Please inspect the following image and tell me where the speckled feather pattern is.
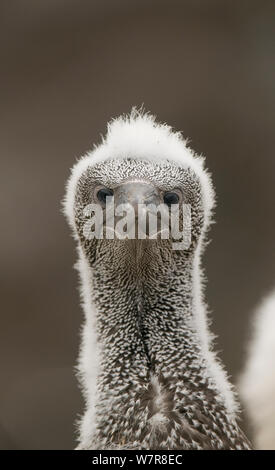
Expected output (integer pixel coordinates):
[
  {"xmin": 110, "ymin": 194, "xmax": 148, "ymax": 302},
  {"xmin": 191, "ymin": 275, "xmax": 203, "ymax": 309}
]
[{"xmin": 64, "ymin": 112, "xmax": 251, "ymax": 450}]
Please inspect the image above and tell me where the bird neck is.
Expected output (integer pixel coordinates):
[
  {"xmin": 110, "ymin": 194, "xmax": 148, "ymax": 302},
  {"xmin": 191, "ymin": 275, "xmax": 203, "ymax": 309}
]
[
  {"xmin": 77, "ymin": 240, "xmax": 237, "ymax": 448},
  {"xmin": 93, "ymin": 242, "xmax": 202, "ymax": 374}
]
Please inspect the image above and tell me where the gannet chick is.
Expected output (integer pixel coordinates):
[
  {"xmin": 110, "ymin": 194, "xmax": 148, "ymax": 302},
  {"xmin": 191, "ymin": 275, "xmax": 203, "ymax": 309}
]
[
  {"xmin": 240, "ymin": 291, "xmax": 275, "ymax": 449},
  {"xmin": 64, "ymin": 109, "xmax": 251, "ymax": 450}
]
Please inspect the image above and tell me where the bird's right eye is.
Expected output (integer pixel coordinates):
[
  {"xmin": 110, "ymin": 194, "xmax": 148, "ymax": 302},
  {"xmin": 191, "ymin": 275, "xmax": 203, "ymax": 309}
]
[{"xmin": 96, "ymin": 187, "xmax": 114, "ymax": 205}]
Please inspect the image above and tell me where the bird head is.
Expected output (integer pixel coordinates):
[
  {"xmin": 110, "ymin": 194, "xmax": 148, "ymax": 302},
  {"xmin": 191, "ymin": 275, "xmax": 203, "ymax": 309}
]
[{"xmin": 64, "ymin": 110, "xmax": 215, "ymax": 269}]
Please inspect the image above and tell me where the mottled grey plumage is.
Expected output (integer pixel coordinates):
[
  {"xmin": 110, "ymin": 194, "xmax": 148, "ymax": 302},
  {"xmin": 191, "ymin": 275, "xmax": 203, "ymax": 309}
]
[{"xmin": 64, "ymin": 111, "xmax": 251, "ymax": 450}]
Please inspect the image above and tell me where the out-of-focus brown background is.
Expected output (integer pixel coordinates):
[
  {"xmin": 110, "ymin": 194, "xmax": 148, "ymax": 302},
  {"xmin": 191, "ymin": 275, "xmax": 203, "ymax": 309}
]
[{"xmin": 1, "ymin": 0, "xmax": 275, "ymax": 449}]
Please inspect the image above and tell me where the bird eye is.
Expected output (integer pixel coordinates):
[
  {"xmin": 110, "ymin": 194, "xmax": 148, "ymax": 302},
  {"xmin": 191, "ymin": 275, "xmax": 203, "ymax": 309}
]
[
  {"xmin": 163, "ymin": 191, "xmax": 180, "ymax": 206},
  {"xmin": 96, "ymin": 187, "xmax": 114, "ymax": 205}
]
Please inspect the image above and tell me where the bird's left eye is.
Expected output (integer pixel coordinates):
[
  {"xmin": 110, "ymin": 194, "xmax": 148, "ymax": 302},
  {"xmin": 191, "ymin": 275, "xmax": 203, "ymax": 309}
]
[
  {"xmin": 163, "ymin": 191, "xmax": 180, "ymax": 206},
  {"xmin": 96, "ymin": 187, "xmax": 114, "ymax": 205}
]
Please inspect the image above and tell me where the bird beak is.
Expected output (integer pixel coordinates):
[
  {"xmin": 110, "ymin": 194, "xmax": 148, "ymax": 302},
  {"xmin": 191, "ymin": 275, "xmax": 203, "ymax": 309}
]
[
  {"xmin": 114, "ymin": 180, "xmax": 161, "ymax": 210},
  {"xmin": 105, "ymin": 180, "xmax": 169, "ymax": 241}
]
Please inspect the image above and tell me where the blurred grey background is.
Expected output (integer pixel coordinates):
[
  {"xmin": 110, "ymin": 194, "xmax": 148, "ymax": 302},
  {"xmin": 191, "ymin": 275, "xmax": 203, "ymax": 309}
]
[{"xmin": 1, "ymin": 0, "xmax": 275, "ymax": 449}]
